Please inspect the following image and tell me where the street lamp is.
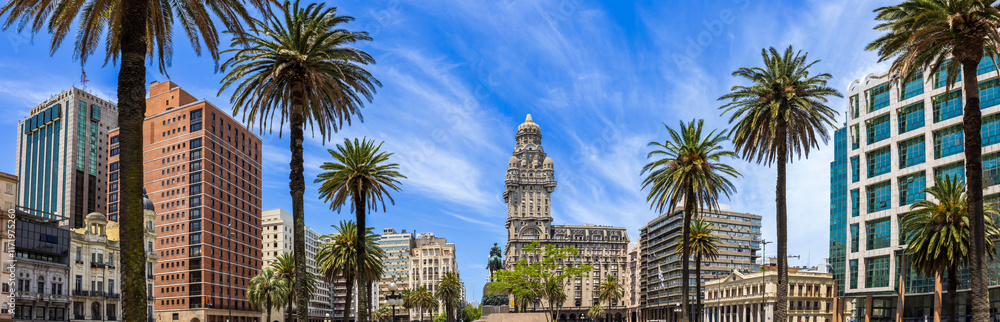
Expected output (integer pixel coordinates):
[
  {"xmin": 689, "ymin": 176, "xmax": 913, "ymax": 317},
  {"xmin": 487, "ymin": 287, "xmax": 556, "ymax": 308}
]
[
  {"xmin": 386, "ymin": 281, "xmax": 403, "ymax": 322},
  {"xmin": 227, "ymin": 223, "xmax": 238, "ymax": 322},
  {"xmin": 325, "ymin": 312, "xmax": 330, "ymax": 322},
  {"xmin": 760, "ymin": 239, "xmax": 772, "ymax": 322}
]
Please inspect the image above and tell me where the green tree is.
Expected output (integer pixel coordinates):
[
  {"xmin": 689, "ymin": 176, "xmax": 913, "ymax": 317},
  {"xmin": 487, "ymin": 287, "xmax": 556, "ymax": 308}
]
[
  {"xmin": 718, "ymin": 46, "xmax": 840, "ymax": 322},
  {"xmin": 688, "ymin": 218, "xmax": 720, "ymax": 322},
  {"xmin": 317, "ymin": 220, "xmax": 385, "ymax": 322},
  {"xmin": 248, "ymin": 268, "xmax": 290, "ymax": 322},
  {"xmin": 316, "ymin": 138, "xmax": 405, "ymax": 322},
  {"xmin": 410, "ymin": 286, "xmax": 436, "ymax": 322},
  {"xmin": 271, "ymin": 252, "xmax": 317, "ymax": 321},
  {"xmin": 488, "ymin": 242, "xmax": 593, "ymax": 322},
  {"xmin": 461, "ymin": 303, "xmax": 482, "ymax": 322},
  {"xmin": 374, "ymin": 306, "xmax": 393, "ymax": 322},
  {"xmin": 902, "ymin": 175, "xmax": 1000, "ymax": 321},
  {"xmin": 640, "ymin": 119, "xmax": 741, "ymax": 322},
  {"xmin": 866, "ymin": 3, "xmax": 1000, "ymax": 318},
  {"xmin": 219, "ymin": 2, "xmax": 380, "ymax": 320},
  {"xmin": 543, "ymin": 279, "xmax": 567, "ymax": 321},
  {"xmin": 436, "ymin": 272, "xmax": 462, "ymax": 322},
  {"xmin": 0, "ymin": 0, "xmax": 266, "ymax": 320},
  {"xmin": 587, "ymin": 304, "xmax": 604, "ymax": 322},
  {"xmin": 596, "ymin": 275, "xmax": 624, "ymax": 321}
]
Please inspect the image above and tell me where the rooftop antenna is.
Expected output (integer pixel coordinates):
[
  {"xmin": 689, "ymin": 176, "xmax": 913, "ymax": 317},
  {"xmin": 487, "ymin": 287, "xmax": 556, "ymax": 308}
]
[{"xmin": 80, "ymin": 68, "xmax": 90, "ymax": 92}]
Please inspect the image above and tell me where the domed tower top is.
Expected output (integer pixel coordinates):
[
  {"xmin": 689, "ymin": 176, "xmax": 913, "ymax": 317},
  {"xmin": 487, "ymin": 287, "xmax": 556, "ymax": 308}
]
[
  {"xmin": 516, "ymin": 114, "xmax": 542, "ymax": 140},
  {"xmin": 142, "ymin": 189, "xmax": 155, "ymax": 211}
]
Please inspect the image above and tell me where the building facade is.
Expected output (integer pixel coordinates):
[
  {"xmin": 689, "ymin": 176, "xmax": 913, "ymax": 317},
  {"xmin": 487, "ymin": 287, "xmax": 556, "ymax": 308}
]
[
  {"xmin": 639, "ymin": 206, "xmax": 761, "ymax": 322},
  {"xmin": 260, "ymin": 208, "xmax": 337, "ymax": 322},
  {"xmin": 703, "ymin": 268, "xmax": 838, "ymax": 322},
  {"xmin": 502, "ymin": 115, "xmax": 630, "ymax": 321},
  {"xmin": 12, "ymin": 211, "xmax": 71, "ymax": 321},
  {"xmin": 410, "ymin": 232, "xmax": 459, "ymax": 321},
  {"xmin": 107, "ymin": 81, "xmax": 264, "ymax": 322},
  {"xmin": 0, "ymin": 172, "xmax": 17, "ymax": 322},
  {"xmin": 831, "ymin": 62, "xmax": 1000, "ymax": 320},
  {"xmin": 15, "ymin": 88, "xmax": 117, "ymax": 228},
  {"xmin": 625, "ymin": 242, "xmax": 640, "ymax": 322},
  {"xmin": 376, "ymin": 228, "xmax": 414, "ymax": 321}
]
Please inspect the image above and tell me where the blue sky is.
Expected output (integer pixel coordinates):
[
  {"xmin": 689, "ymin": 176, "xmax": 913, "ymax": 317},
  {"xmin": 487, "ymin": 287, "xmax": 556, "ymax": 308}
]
[{"xmin": 0, "ymin": 0, "xmax": 893, "ymax": 302}]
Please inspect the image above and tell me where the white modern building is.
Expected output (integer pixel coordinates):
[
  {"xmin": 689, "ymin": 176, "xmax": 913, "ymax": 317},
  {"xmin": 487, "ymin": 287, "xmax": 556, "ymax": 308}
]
[
  {"xmin": 261, "ymin": 208, "xmax": 341, "ymax": 322},
  {"xmin": 832, "ymin": 59, "xmax": 1000, "ymax": 319}
]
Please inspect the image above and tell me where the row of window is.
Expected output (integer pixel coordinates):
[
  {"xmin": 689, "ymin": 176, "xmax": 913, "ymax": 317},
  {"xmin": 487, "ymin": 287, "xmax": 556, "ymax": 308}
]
[
  {"xmin": 850, "ymin": 157, "xmax": 992, "ymax": 215},
  {"xmin": 853, "ymin": 57, "xmax": 1000, "ymax": 119}
]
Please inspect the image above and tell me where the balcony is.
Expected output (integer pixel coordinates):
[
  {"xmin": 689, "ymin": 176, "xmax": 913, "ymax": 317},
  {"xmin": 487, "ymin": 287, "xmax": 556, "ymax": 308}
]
[
  {"xmin": 75, "ymin": 259, "xmax": 84, "ymax": 265},
  {"xmin": 73, "ymin": 290, "xmax": 89, "ymax": 297},
  {"xmin": 106, "ymin": 293, "xmax": 120, "ymax": 299},
  {"xmin": 74, "ymin": 314, "xmax": 85, "ymax": 320},
  {"xmin": 91, "ymin": 262, "xmax": 106, "ymax": 269}
]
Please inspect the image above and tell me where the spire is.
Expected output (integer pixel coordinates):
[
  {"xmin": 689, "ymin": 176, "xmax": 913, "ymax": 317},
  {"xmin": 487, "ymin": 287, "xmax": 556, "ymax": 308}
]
[{"xmin": 525, "ymin": 114, "xmax": 533, "ymax": 122}]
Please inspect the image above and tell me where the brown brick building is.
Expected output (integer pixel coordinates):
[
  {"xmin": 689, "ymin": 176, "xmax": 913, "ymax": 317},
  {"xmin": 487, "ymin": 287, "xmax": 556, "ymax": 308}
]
[{"xmin": 108, "ymin": 81, "xmax": 263, "ymax": 322}]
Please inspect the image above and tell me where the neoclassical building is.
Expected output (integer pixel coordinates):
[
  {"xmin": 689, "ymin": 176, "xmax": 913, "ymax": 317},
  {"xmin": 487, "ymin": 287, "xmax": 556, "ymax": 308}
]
[
  {"xmin": 502, "ymin": 115, "xmax": 630, "ymax": 321},
  {"xmin": 703, "ymin": 267, "xmax": 840, "ymax": 322},
  {"xmin": 69, "ymin": 193, "xmax": 158, "ymax": 321}
]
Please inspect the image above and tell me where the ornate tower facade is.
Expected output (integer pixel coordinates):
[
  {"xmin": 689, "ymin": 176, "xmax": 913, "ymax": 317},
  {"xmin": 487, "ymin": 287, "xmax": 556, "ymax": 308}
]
[{"xmin": 503, "ymin": 114, "xmax": 556, "ymax": 252}]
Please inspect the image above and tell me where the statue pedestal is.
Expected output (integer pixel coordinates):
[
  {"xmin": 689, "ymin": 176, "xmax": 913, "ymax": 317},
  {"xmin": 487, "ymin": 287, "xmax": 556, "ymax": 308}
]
[{"xmin": 480, "ymin": 282, "xmax": 510, "ymax": 320}]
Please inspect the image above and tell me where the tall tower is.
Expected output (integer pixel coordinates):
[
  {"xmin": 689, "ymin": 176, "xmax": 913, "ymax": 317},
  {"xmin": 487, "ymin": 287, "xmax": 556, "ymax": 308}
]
[
  {"xmin": 15, "ymin": 88, "xmax": 117, "ymax": 227},
  {"xmin": 502, "ymin": 114, "xmax": 556, "ymax": 261}
]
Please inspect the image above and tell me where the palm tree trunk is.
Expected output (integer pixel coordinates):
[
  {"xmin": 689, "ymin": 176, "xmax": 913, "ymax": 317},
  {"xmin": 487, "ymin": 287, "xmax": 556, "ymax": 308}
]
[
  {"xmin": 695, "ymin": 255, "xmax": 702, "ymax": 322},
  {"xmin": 681, "ymin": 185, "xmax": 695, "ymax": 322},
  {"xmin": 947, "ymin": 264, "xmax": 958, "ymax": 322},
  {"xmin": 447, "ymin": 300, "xmax": 453, "ymax": 322},
  {"xmin": 289, "ymin": 79, "xmax": 309, "ymax": 322},
  {"xmin": 118, "ymin": 1, "xmax": 150, "ymax": 321},
  {"xmin": 959, "ymin": 53, "xmax": 989, "ymax": 322},
  {"xmin": 266, "ymin": 307, "xmax": 271, "ymax": 322},
  {"xmin": 288, "ymin": 297, "xmax": 294, "ymax": 321},
  {"xmin": 344, "ymin": 276, "xmax": 355, "ymax": 322},
  {"xmin": 774, "ymin": 123, "xmax": 789, "ymax": 322},
  {"xmin": 934, "ymin": 271, "xmax": 941, "ymax": 322},
  {"xmin": 356, "ymin": 192, "xmax": 370, "ymax": 322}
]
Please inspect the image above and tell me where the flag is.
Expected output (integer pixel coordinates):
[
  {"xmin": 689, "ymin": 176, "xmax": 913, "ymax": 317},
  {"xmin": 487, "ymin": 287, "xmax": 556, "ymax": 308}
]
[{"xmin": 657, "ymin": 265, "xmax": 665, "ymax": 289}]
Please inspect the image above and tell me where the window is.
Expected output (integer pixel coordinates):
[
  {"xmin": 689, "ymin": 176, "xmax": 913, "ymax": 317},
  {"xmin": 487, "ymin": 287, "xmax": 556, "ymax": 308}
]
[
  {"xmin": 986, "ymin": 153, "xmax": 1000, "ymax": 186},
  {"xmin": 933, "ymin": 124, "xmax": 964, "ymax": 159},
  {"xmin": 867, "ymin": 146, "xmax": 891, "ymax": 178},
  {"xmin": 983, "ymin": 113, "xmax": 1000, "ymax": 146},
  {"xmin": 980, "ymin": 78, "xmax": 1000, "ymax": 109},
  {"xmin": 899, "ymin": 71, "xmax": 923, "ymax": 100},
  {"xmin": 850, "ymin": 95, "xmax": 860, "ymax": 119},
  {"xmin": 933, "ymin": 90, "xmax": 962, "ymax": 123},
  {"xmin": 866, "ymin": 217, "xmax": 892, "ymax": 250},
  {"xmin": 190, "ymin": 138, "xmax": 202, "ymax": 149},
  {"xmin": 934, "ymin": 62, "xmax": 961, "ymax": 89},
  {"xmin": 898, "ymin": 171, "xmax": 926, "ymax": 206},
  {"xmin": 865, "ymin": 256, "xmax": 891, "ymax": 288},
  {"xmin": 868, "ymin": 83, "xmax": 890, "ymax": 112},
  {"xmin": 851, "ymin": 124, "xmax": 860, "ymax": 150},
  {"xmin": 867, "ymin": 180, "xmax": 891, "ymax": 213},
  {"xmin": 898, "ymin": 102, "xmax": 925, "ymax": 134},
  {"xmin": 978, "ymin": 55, "xmax": 998, "ymax": 75},
  {"xmin": 898, "ymin": 135, "xmax": 926, "ymax": 169},
  {"xmin": 851, "ymin": 224, "xmax": 859, "ymax": 253},
  {"xmin": 851, "ymin": 189, "xmax": 860, "ymax": 218},
  {"xmin": 851, "ymin": 156, "xmax": 860, "ymax": 183},
  {"xmin": 109, "ymin": 147, "xmax": 119, "ymax": 157},
  {"xmin": 867, "ymin": 113, "xmax": 891, "ymax": 144},
  {"xmin": 935, "ymin": 161, "xmax": 965, "ymax": 183}
]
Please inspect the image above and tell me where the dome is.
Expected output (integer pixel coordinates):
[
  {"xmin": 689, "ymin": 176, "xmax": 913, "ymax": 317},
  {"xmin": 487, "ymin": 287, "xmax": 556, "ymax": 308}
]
[
  {"xmin": 508, "ymin": 156, "xmax": 519, "ymax": 167},
  {"xmin": 517, "ymin": 114, "xmax": 540, "ymax": 133},
  {"xmin": 543, "ymin": 156, "xmax": 554, "ymax": 167},
  {"xmin": 143, "ymin": 188, "xmax": 155, "ymax": 211},
  {"xmin": 85, "ymin": 212, "xmax": 108, "ymax": 223}
]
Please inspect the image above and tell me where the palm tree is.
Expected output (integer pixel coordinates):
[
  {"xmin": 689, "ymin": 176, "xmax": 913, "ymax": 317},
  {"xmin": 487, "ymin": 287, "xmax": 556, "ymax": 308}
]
[
  {"xmin": 271, "ymin": 252, "xmax": 317, "ymax": 321},
  {"xmin": 543, "ymin": 279, "xmax": 567, "ymax": 322},
  {"xmin": 316, "ymin": 138, "xmax": 405, "ymax": 322},
  {"xmin": 411, "ymin": 286, "xmax": 436, "ymax": 322},
  {"xmin": 374, "ymin": 306, "xmax": 393, "ymax": 322},
  {"xmin": 902, "ymin": 175, "xmax": 1000, "ymax": 322},
  {"xmin": 0, "ymin": 0, "xmax": 266, "ymax": 320},
  {"xmin": 220, "ymin": 1, "xmax": 380, "ymax": 320},
  {"xmin": 248, "ymin": 268, "xmax": 290, "ymax": 322},
  {"xmin": 867, "ymin": 3, "xmax": 1000, "ymax": 318},
  {"xmin": 688, "ymin": 218, "xmax": 720, "ymax": 322},
  {"xmin": 640, "ymin": 119, "xmax": 741, "ymax": 322},
  {"xmin": 597, "ymin": 276, "xmax": 624, "ymax": 321},
  {"xmin": 718, "ymin": 46, "xmax": 841, "ymax": 322},
  {"xmin": 317, "ymin": 220, "xmax": 385, "ymax": 322},
  {"xmin": 436, "ymin": 272, "xmax": 462, "ymax": 322},
  {"xmin": 587, "ymin": 304, "xmax": 604, "ymax": 322}
]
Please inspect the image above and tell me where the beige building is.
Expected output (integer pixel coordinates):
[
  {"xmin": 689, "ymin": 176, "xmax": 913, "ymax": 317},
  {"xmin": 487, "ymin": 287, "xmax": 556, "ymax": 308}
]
[
  {"xmin": 502, "ymin": 115, "xmax": 630, "ymax": 321},
  {"xmin": 375, "ymin": 228, "xmax": 414, "ymax": 321},
  {"xmin": 410, "ymin": 232, "xmax": 459, "ymax": 321},
  {"xmin": 703, "ymin": 268, "xmax": 838, "ymax": 322},
  {"xmin": 261, "ymin": 209, "xmax": 342, "ymax": 322},
  {"xmin": 625, "ymin": 242, "xmax": 640, "ymax": 322},
  {"xmin": 68, "ymin": 193, "xmax": 157, "ymax": 321},
  {"xmin": 0, "ymin": 172, "xmax": 16, "ymax": 322}
]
